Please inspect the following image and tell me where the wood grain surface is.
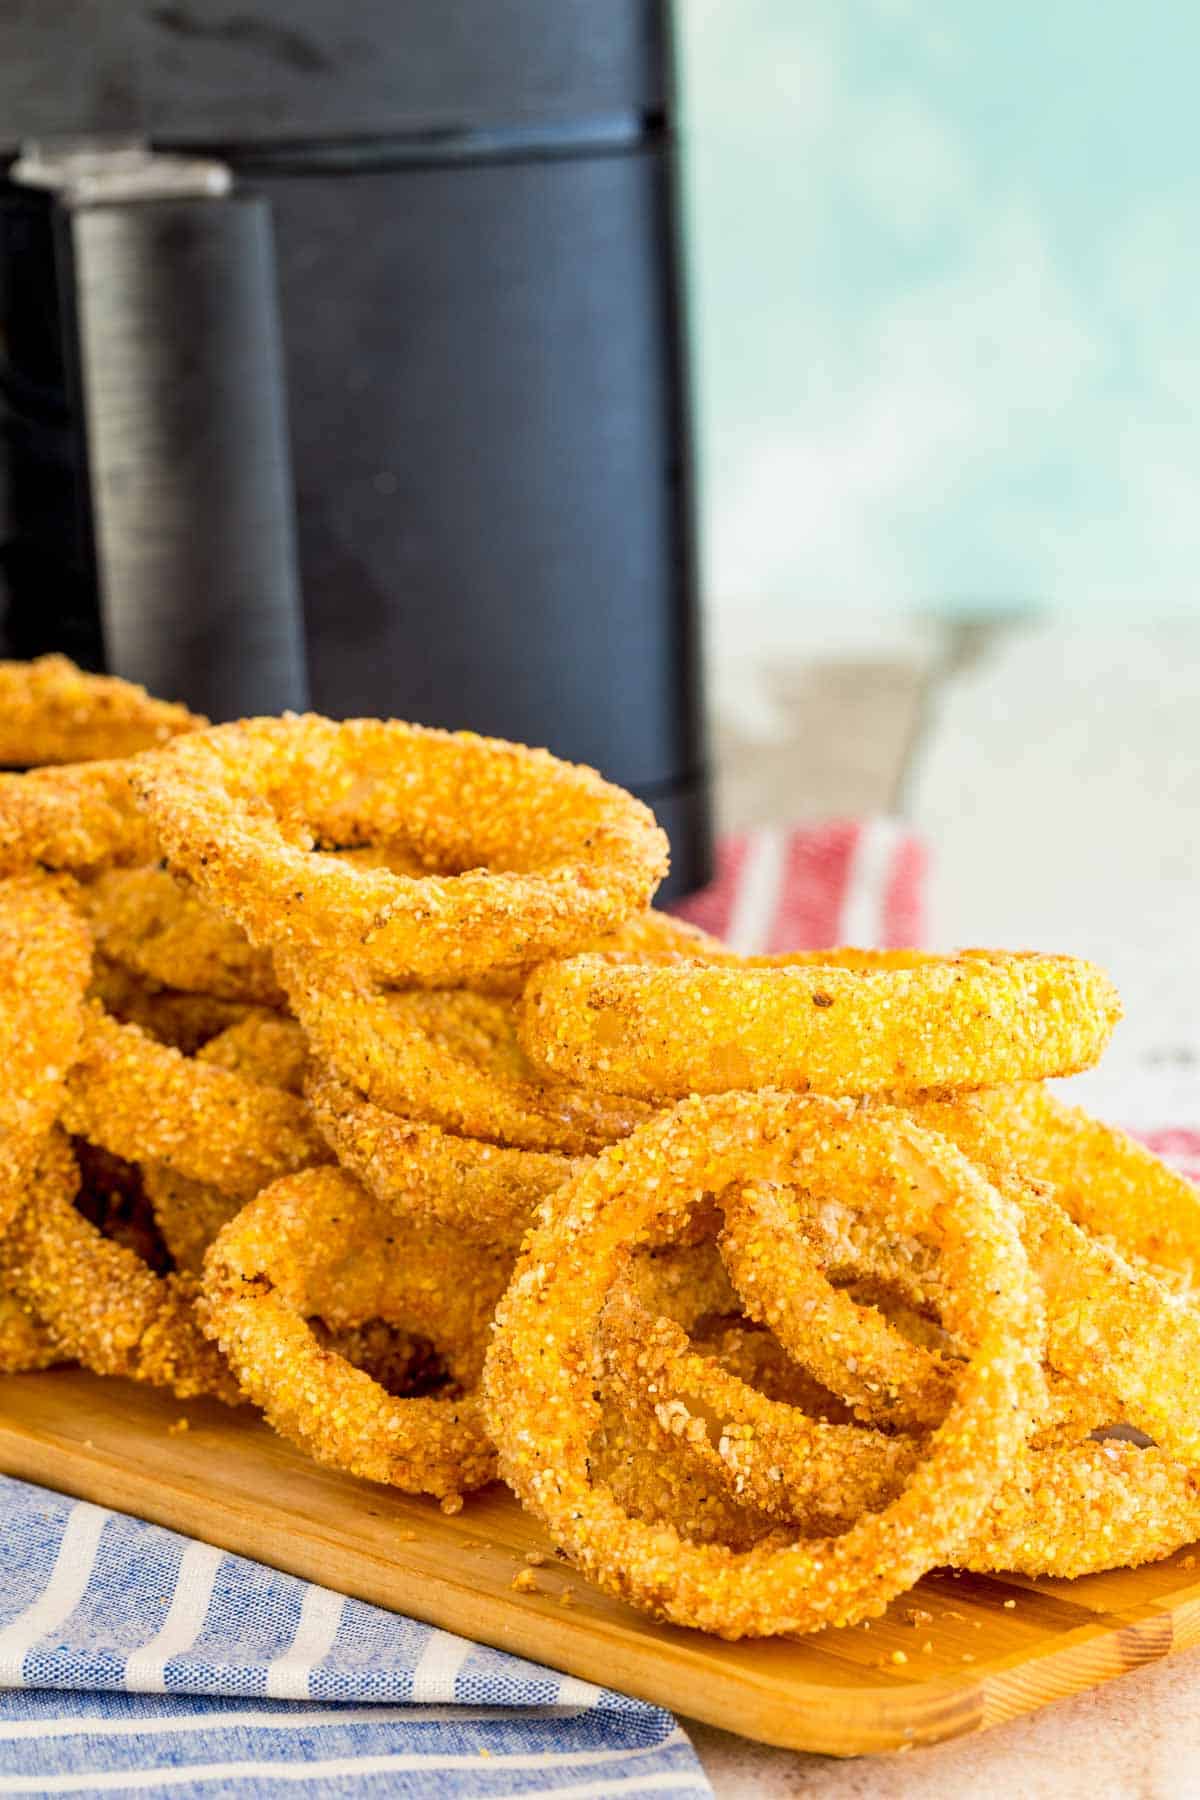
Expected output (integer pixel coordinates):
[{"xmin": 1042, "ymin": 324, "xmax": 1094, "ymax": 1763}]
[{"xmin": 2, "ymin": 1367, "xmax": 1198, "ymax": 1759}]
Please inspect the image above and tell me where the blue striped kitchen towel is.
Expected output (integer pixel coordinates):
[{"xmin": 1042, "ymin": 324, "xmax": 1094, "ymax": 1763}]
[{"xmin": 0, "ymin": 1475, "xmax": 710, "ymax": 1799}]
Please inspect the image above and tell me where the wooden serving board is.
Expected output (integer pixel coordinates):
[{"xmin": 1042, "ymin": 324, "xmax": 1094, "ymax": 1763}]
[{"xmin": 2, "ymin": 1369, "xmax": 1199, "ymax": 1759}]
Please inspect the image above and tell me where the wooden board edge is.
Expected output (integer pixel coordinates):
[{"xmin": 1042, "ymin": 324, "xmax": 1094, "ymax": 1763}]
[
  {"xmin": 0, "ymin": 1409, "xmax": 981, "ymax": 1757},
  {"xmin": 2, "ymin": 1376, "xmax": 1198, "ymax": 1759}
]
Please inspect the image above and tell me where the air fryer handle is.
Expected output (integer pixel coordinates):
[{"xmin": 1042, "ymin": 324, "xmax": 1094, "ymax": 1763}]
[{"xmin": 27, "ymin": 146, "xmax": 310, "ymax": 719}]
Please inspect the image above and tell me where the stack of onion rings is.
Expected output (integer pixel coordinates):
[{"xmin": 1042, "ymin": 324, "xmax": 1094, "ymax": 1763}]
[
  {"xmin": 483, "ymin": 1093, "xmax": 1046, "ymax": 1636},
  {"xmin": 0, "ymin": 660, "xmax": 1194, "ymax": 1639}
]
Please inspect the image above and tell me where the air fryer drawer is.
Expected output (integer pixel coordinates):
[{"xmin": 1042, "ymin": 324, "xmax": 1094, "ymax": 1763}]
[{"xmin": 263, "ymin": 145, "xmax": 701, "ymax": 795}]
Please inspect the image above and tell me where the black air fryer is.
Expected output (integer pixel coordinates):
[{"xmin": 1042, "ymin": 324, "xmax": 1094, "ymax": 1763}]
[{"xmin": 0, "ymin": 1, "xmax": 711, "ymax": 897}]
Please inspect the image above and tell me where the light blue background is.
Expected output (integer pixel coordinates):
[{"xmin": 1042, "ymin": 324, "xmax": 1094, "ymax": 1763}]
[{"xmin": 675, "ymin": 0, "xmax": 1200, "ymax": 642}]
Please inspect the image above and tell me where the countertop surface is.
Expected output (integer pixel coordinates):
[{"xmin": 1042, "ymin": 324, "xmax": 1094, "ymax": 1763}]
[{"xmin": 692, "ymin": 619, "xmax": 1200, "ymax": 1799}]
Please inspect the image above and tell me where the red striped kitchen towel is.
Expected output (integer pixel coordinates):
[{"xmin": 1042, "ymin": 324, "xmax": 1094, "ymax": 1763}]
[{"xmin": 671, "ymin": 818, "xmax": 925, "ymax": 954}]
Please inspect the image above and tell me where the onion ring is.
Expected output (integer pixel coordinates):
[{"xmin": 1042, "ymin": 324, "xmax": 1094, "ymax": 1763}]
[
  {"xmin": 141, "ymin": 1017, "xmax": 312, "ymax": 1274},
  {"xmin": 280, "ymin": 953, "xmax": 653, "ymax": 1153},
  {"xmin": 962, "ymin": 1434, "xmax": 1200, "ymax": 1578},
  {"xmin": 74, "ymin": 1139, "xmax": 173, "ymax": 1274},
  {"xmin": 602, "ymin": 1230, "xmax": 1200, "ymax": 1578},
  {"xmin": 61, "ymin": 1001, "xmax": 327, "ymax": 1198},
  {"xmin": 895, "ymin": 1096, "xmax": 1200, "ymax": 1460},
  {"xmin": 88, "ymin": 956, "xmax": 254, "ymax": 1053},
  {"xmin": 721, "ymin": 1133, "xmax": 1200, "ymax": 1463},
  {"xmin": 305, "ymin": 1065, "xmax": 580, "ymax": 1247},
  {"xmin": 602, "ymin": 1289, "xmax": 1200, "ymax": 1577},
  {"xmin": 201, "ymin": 1166, "xmax": 511, "ymax": 1499},
  {"xmin": 83, "ymin": 866, "xmax": 285, "ymax": 1006},
  {"xmin": 906, "ymin": 1083, "xmax": 1200, "ymax": 1287},
  {"xmin": 483, "ymin": 1091, "xmax": 1044, "ymax": 1637},
  {"xmin": 0, "ymin": 655, "xmax": 201, "ymax": 766},
  {"xmin": 0, "ymin": 1292, "xmax": 64, "ymax": 1374},
  {"xmin": 0, "ymin": 1130, "xmax": 237, "ymax": 1402},
  {"xmin": 0, "ymin": 760, "xmax": 155, "ymax": 878},
  {"xmin": 0, "ymin": 872, "xmax": 92, "ymax": 1232},
  {"xmin": 517, "ymin": 949, "xmax": 1122, "ymax": 1101},
  {"xmin": 718, "ymin": 1181, "xmax": 957, "ymax": 1430},
  {"xmin": 193, "ymin": 1012, "xmax": 309, "ymax": 1092},
  {"xmin": 132, "ymin": 715, "xmax": 669, "ymax": 984},
  {"xmin": 592, "ymin": 1389, "xmax": 785, "ymax": 1552},
  {"xmin": 600, "ymin": 1285, "xmax": 914, "ymax": 1535}
]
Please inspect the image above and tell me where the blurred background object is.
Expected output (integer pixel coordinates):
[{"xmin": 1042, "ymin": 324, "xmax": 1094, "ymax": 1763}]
[
  {"xmin": 676, "ymin": 0, "xmax": 1200, "ymax": 670},
  {"xmin": 6, "ymin": 0, "xmax": 1200, "ymax": 902},
  {"xmin": 669, "ymin": 0, "xmax": 1200, "ymax": 882},
  {"xmin": 0, "ymin": 0, "xmax": 710, "ymax": 897}
]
